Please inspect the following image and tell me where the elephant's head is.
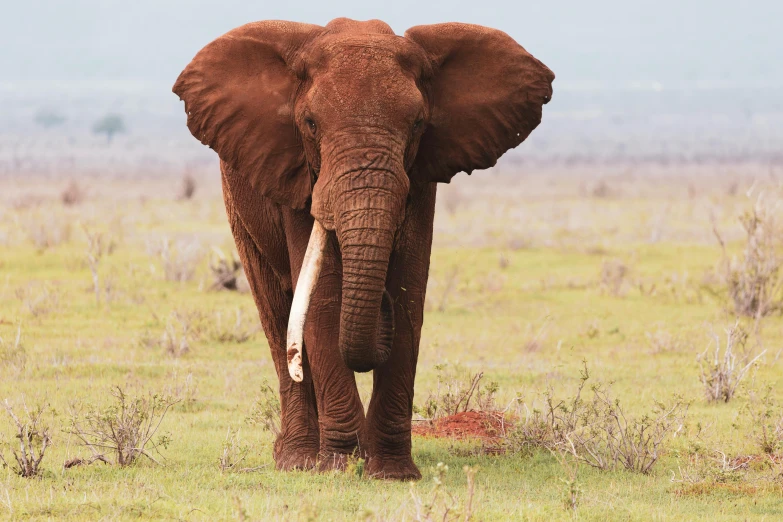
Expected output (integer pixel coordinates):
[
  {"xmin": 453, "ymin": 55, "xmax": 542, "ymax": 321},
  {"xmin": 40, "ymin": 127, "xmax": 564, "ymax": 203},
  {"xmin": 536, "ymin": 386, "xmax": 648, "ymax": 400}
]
[{"xmin": 173, "ymin": 18, "xmax": 554, "ymax": 380}]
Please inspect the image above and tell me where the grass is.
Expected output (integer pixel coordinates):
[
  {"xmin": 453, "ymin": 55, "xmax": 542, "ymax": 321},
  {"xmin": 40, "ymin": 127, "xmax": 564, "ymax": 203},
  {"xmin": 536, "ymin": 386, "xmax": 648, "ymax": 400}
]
[{"xmin": 2, "ymin": 170, "xmax": 783, "ymax": 520}]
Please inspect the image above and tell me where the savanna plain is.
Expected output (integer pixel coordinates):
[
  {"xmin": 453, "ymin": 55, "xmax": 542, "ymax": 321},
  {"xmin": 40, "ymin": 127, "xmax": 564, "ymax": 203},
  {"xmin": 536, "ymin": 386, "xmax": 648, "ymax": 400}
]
[{"xmin": 2, "ymin": 159, "xmax": 783, "ymax": 521}]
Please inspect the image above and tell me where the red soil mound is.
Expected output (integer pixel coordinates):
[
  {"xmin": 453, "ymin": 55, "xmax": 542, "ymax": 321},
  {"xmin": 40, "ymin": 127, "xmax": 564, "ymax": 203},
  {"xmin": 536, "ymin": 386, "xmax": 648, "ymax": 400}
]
[{"xmin": 412, "ymin": 411, "xmax": 510, "ymax": 442}]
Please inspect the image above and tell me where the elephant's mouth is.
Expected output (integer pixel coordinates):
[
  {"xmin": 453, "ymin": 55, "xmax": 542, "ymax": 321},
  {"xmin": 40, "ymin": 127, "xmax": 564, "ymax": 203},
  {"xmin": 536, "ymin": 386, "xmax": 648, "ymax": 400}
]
[{"xmin": 286, "ymin": 219, "xmax": 395, "ymax": 381}]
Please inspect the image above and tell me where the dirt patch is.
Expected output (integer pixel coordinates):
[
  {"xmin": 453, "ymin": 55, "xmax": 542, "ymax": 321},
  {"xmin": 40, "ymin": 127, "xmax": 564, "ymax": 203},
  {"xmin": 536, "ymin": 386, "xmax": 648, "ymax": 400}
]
[{"xmin": 412, "ymin": 411, "xmax": 511, "ymax": 444}]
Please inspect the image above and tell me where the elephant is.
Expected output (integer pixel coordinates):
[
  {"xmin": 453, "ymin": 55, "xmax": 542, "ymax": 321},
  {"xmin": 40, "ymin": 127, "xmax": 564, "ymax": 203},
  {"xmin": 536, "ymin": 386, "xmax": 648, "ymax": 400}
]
[{"xmin": 173, "ymin": 17, "xmax": 553, "ymax": 480}]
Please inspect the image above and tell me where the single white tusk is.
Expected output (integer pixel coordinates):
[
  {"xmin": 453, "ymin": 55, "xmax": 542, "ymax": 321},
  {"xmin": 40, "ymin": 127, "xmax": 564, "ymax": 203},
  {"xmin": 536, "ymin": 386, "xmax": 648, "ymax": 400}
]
[{"xmin": 286, "ymin": 219, "xmax": 328, "ymax": 382}]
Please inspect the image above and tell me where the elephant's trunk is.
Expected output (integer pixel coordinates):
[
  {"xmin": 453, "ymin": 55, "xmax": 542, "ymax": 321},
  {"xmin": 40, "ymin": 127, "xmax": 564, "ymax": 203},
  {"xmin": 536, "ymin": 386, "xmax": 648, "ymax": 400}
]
[
  {"xmin": 337, "ymin": 225, "xmax": 395, "ymax": 373},
  {"xmin": 333, "ymin": 166, "xmax": 406, "ymax": 373}
]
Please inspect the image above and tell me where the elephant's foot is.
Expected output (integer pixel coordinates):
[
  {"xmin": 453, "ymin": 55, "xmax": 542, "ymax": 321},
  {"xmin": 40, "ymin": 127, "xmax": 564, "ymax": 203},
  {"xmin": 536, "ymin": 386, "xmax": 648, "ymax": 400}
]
[
  {"xmin": 365, "ymin": 454, "xmax": 421, "ymax": 481},
  {"xmin": 274, "ymin": 448, "xmax": 317, "ymax": 471},
  {"xmin": 273, "ymin": 437, "xmax": 318, "ymax": 471}
]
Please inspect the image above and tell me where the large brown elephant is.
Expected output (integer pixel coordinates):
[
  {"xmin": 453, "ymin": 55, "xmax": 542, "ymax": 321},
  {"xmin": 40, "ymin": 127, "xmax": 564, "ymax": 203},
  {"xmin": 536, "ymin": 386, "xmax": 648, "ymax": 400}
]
[{"xmin": 173, "ymin": 17, "xmax": 553, "ymax": 480}]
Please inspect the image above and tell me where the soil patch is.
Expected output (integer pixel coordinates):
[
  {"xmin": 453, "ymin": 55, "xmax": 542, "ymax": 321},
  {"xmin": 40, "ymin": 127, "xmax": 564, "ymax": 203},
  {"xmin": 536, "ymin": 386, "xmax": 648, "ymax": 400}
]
[{"xmin": 412, "ymin": 411, "xmax": 511, "ymax": 444}]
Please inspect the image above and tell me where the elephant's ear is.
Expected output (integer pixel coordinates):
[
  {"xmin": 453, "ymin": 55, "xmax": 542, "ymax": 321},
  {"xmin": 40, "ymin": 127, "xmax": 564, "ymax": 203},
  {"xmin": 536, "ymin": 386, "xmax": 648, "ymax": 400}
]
[
  {"xmin": 173, "ymin": 21, "xmax": 322, "ymax": 208},
  {"xmin": 405, "ymin": 23, "xmax": 554, "ymax": 183}
]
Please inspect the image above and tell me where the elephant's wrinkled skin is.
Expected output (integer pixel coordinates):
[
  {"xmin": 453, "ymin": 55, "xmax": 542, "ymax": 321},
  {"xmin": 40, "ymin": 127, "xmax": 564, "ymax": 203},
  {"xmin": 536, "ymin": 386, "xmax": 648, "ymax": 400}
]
[{"xmin": 174, "ymin": 18, "xmax": 553, "ymax": 480}]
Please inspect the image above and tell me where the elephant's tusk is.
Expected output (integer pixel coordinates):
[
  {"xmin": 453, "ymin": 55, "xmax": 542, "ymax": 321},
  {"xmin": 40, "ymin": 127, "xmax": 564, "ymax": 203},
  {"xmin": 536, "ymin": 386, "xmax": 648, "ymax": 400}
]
[{"xmin": 286, "ymin": 219, "xmax": 328, "ymax": 382}]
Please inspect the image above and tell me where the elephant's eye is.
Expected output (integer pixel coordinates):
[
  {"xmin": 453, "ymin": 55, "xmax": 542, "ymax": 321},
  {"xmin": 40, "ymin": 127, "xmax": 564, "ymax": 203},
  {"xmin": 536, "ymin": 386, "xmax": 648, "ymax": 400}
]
[
  {"xmin": 412, "ymin": 119, "xmax": 423, "ymax": 133},
  {"xmin": 305, "ymin": 118, "xmax": 317, "ymax": 135}
]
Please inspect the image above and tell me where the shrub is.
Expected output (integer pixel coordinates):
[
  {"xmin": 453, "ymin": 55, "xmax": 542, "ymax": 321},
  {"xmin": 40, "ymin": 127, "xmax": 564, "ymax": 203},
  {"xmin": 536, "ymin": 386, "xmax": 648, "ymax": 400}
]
[
  {"xmin": 1, "ymin": 400, "xmax": 52, "ymax": 478},
  {"xmin": 178, "ymin": 174, "xmax": 197, "ymax": 201},
  {"xmin": 744, "ymin": 385, "xmax": 783, "ymax": 455},
  {"xmin": 245, "ymin": 380, "xmax": 281, "ymax": 437},
  {"xmin": 599, "ymin": 258, "xmax": 630, "ymax": 296},
  {"xmin": 208, "ymin": 248, "xmax": 244, "ymax": 291},
  {"xmin": 61, "ymin": 180, "xmax": 85, "ymax": 206},
  {"xmin": 67, "ymin": 387, "xmax": 179, "ymax": 466},
  {"xmin": 506, "ymin": 363, "xmax": 688, "ymax": 474},
  {"xmin": 714, "ymin": 194, "xmax": 783, "ymax": 318},
  {"xmin": 697, "ymin": 322, "xmax": 765, "ymax": 403}
]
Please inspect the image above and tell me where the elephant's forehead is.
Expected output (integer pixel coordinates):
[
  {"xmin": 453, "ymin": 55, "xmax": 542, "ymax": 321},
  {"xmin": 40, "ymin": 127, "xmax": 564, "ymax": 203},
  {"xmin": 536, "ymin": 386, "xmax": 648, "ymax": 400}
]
[
  {"xmin": 307, "ymin": 39, "xmax": 421, "ymax": 108},
  {"xmin": 311, "ymin": 35, "xmax": 407, "ymax": 70}
]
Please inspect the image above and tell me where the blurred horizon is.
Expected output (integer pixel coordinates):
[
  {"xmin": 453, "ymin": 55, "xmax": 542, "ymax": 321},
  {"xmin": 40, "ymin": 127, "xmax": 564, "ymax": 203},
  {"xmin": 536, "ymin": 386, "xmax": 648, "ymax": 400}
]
[{"xmin": 2, "ymin": 0, "xmax": 782, "ymax": 175}]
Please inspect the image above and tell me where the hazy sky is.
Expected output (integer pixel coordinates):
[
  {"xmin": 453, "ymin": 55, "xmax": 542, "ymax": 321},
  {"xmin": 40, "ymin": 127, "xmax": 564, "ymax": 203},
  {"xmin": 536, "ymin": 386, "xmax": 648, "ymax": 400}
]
[{"xmin": 3, "ymin": 0, "xmax": 781, "ymax": 89}]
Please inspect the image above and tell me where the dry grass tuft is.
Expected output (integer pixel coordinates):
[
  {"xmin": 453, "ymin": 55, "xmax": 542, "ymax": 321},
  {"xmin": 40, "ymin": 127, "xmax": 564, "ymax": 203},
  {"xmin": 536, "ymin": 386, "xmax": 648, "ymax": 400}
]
[
  {"xmin": 161, "ymin": 310, "xmax": 202, "ymax": 358},
  {"xmin": 645, "ymin": 328, "xmax": 685, "ymax": 354},
  {"xmin": 405, "ymin": 462, "xmax": 477, "ymax": 522},
  {"xmin": 15, "ymin": 282, "xmax": 61, "ymax": 318},
  {"xmin": 0, "ymin": 324, "xmax": 26, "ymax": 374},
  {"xmin": 697, "ymin": 322, "xmax": 765, "ymax": 403},
  {"xmin": 217, "ymin": 428, "xmax": 263, "ymax": 474},
  {"xmin": 209, "ymin": 308, "xmax": 260, "ymax": 344},
  {"xmin": 147, "ymin": 237, "xmax": 203, "ymax": 283},
  {"xmin": 1, "ymin": 400, "xmax": 52, "ymax": 478},
  {"xmin": 17, "ymin": 211, "xmax": 72, "ymax": 251},
  {"xmin": 415, "ymin": 364, "xmax": 498, "ymax": 421}
]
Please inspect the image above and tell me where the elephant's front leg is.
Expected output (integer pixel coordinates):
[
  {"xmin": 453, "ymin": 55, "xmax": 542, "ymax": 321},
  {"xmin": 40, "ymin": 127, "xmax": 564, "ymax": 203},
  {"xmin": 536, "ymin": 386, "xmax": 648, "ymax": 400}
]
[
  {"xmin": 297, "ymin": 225, "xmax": 367, "ymax": 471},
  {"xmin": 364, "ymin": 184, "xmax": 436, "ymax": 480}
]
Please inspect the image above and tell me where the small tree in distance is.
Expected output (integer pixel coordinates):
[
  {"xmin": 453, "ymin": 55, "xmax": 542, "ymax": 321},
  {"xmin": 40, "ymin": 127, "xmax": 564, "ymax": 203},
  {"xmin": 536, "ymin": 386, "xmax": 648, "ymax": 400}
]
[
  {"xmin": 34, "ymin": 109, "xmax": 66, "ymax": 128},
  {"xmin": 92, "ymin": 114, "xmax": 127, "ymax": 144}
]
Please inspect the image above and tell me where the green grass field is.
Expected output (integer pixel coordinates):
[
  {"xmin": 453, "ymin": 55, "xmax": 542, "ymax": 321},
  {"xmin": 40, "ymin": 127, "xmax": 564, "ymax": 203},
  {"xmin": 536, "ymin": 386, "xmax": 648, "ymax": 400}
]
[{"xmin": 2, "ymin": 168, "xmax": 783, "ymax": 520}]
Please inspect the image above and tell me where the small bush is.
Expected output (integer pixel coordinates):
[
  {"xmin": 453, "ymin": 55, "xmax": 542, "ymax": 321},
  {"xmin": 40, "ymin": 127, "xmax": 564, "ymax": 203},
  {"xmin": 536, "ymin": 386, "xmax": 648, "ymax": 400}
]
[
  {"xmin": 1, "ymin": 400, "xmax": 52, "ymax": 478},
  {"xmin": 599, "ymin": 258, "xmax": 630, "ymax": 296},
  {"xmin": 208, "ymin": 248, "xmax": 244, "ymax": 291},
  {"xmin": 506, "ymin": 363, "xmax": 688, "ymax": 474},
  {"xmin": 414, "ymin": 364, "xmax": 498, "ymax": 420},
  {"xmin": 61, "ymin": 181, "xmax": 85, "ymax": 206},
  {"xmin": 178, "ymin": 174, "xmax": 197, "ymax": 201},
  {"xmin": 744, "ymin": 386, "xmax": 783, "ymax": 455},
  {"xmin": 67, "ymin": 387, "xmax": 179, "ymax": 466},
  {"xmin": 245, "ymin": 380, "xmax": 281, "ymax": 437},
  {"xmin": 714, "ymin": 194, "xmax": 783, "ymax": 318},
  {"xmin": 697, "ymin": 322, "xmax": 765, "ymax": 403}
]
